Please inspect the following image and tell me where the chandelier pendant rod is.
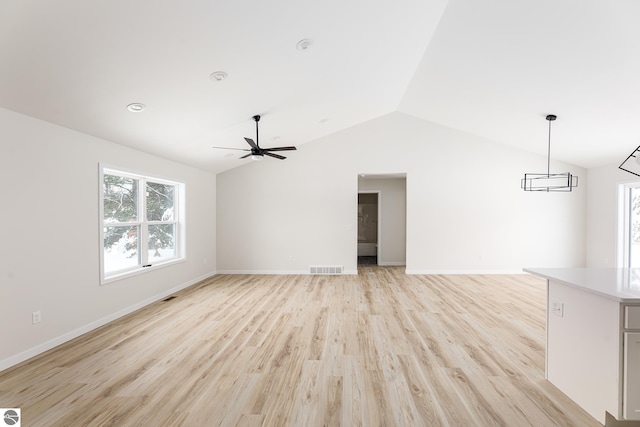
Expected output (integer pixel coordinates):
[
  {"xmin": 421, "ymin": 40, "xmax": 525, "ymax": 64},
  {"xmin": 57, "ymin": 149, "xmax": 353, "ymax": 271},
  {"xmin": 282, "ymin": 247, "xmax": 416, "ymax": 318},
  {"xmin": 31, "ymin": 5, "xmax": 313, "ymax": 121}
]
[
  {"xmin": 545, "ymin": 114, "xmax": 556, "ymax": 177},
  {"xmin": 547, "ymin": 117, "xmax": 551, "ymax": 177}
]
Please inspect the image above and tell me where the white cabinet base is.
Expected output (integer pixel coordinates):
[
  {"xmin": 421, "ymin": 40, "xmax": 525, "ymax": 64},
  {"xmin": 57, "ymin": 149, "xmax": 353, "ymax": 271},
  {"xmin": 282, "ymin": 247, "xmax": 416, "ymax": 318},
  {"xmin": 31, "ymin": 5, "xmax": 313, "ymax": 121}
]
[
  {"xmin": 546, "ymin": 280, "xmax": 619, "ymax": 424},
  {"xmin": 625, "ymin": 333, "xmax": 640, "ymax": 420},
  {"xmin": 526, "ymin": 268, "xmax": 640, "ymax": 424}
]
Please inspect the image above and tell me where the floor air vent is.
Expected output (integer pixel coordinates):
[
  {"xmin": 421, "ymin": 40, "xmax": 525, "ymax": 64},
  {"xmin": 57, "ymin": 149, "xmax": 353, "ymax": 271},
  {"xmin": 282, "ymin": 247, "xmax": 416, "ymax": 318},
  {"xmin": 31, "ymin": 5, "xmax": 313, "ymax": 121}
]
[{"xmin": 309, "ymin": 265, "xmax": 343, "ymax": 275}]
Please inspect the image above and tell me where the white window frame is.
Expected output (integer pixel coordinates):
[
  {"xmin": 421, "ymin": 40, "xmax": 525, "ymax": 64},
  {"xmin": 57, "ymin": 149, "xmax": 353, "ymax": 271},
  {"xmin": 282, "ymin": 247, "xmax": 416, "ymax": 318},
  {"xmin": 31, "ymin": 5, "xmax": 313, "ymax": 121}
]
[
  {"xmin": 99, "ymin": 165, "xmax": 185, "ymax": 284},
  {"xmin": 618, "ymin": 181, "xmax": 640, "ymax": 268}
]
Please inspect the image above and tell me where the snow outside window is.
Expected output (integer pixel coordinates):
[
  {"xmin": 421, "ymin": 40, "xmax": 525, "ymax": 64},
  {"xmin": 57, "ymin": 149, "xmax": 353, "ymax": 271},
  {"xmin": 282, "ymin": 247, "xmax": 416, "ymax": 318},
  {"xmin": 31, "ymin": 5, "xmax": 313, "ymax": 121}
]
[
  {"xmin": 100, "ymin": 167, "xmax": 184, "ymax": 283},
  {"xmin": 620, "ymin": 182, "xmax": 640, "ymax": 268}
]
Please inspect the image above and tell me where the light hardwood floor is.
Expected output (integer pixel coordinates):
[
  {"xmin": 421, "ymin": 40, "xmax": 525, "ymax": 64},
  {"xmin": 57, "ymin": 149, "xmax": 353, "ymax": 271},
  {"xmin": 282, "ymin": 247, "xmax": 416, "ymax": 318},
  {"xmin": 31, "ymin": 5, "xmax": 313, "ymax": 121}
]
[{"xmin": 0, "ymin": 267, "xmax": 602, "ymax": 426}]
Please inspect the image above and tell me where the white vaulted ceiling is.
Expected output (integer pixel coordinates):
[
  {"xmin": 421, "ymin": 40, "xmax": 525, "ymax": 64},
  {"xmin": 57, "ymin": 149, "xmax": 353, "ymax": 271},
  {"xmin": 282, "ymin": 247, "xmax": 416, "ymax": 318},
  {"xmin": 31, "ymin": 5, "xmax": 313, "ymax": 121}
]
[{"xmin": 1, "ymin": 0, "xmax": 639, "ymax": 173}]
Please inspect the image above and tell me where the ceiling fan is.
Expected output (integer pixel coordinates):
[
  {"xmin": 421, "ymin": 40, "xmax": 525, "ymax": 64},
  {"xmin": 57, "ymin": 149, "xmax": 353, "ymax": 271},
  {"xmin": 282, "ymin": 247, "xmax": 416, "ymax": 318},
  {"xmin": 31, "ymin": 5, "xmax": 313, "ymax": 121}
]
[{"xmin": 212, "ymin": 115, "xmax": 297, "ymax": 161}]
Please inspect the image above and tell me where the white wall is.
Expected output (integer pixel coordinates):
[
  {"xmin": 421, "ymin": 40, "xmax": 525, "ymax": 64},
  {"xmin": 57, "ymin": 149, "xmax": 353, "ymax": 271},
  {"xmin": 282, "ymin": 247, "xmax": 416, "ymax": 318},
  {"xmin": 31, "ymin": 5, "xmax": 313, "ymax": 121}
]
[
  {"xmin": 358, "ymin": 178, "xmax": 406, "ymax": 265},
  {"xmin": 217, "ymin": 112, "xmax": 586, "ymax": 274},
  {"xmin": 0, "ymin": 108, "xmax": 217, "ymax": 370},
  {"xmin": 586, "ymin": 164, "xmax": 638, "ymax": 268}
]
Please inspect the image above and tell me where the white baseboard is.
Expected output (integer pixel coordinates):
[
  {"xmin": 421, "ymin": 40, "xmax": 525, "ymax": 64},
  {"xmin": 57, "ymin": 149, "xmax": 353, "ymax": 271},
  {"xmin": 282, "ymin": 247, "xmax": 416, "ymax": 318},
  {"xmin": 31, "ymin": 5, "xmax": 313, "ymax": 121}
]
[
  {"xmin": 217, "ymin": 269, "xmax": 359, "ymax": 275},
  {"xmin": 216, "ymin": 269, "xmax": 308, "ymax": 275},
  {"xmin": 376, "ymin": 262, "xmax": 406, "ymax": 266},
  {"xmin": 405, "ymin": 269, "xmax": 527, "ymax": 275},
  {"xmin": 0, "ymin": 271, "xmax": 216, "ymax": 373}
]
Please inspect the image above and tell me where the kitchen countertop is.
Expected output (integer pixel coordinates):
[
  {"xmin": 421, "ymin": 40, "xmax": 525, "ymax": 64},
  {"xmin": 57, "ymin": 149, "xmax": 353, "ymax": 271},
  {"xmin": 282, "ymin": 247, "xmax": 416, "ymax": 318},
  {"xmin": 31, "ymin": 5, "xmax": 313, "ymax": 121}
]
[{"xmin": 524, "ymin": 268, "xmax": 640, "ymax": 303}]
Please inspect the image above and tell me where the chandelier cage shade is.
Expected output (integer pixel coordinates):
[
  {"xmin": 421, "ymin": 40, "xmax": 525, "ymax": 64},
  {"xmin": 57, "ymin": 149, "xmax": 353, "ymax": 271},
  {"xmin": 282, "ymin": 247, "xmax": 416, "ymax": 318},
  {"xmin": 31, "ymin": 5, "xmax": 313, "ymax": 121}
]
[
  {"xmin": 521, "ymin": 114, "xmax": 578, "ymax": 192},
  {"xmin": 521, "ymin": 173, "xmax": 579, "ymax": 192},
  {"xmin": 619, "ymin": 145, "xmax": 640, "ymax": 177}
]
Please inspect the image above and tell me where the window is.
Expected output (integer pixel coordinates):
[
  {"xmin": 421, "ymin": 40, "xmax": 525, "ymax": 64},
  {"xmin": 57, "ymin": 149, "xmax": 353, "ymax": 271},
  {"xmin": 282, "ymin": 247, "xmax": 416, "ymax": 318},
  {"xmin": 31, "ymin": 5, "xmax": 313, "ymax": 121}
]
[
  {"xmin": 620, "ymin": 182, "xmax": 640, "ymax": 268},
  {"xmin": 100, "ymin": 167, "xmax": 184, "ymax": 283}
]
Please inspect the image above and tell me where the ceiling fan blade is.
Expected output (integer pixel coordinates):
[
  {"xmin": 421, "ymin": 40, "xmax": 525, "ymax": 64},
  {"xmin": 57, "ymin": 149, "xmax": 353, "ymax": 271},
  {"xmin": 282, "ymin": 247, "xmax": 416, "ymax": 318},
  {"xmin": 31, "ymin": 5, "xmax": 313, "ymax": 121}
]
[
  {"xmin": 262, "ymin": 146, "xmax": 297, "ymax": 152},
  {"xmin": 212, "ymin": 146, "xmax": 251, "ymax": 151},
  {"xmin": 244, "ymin": 137, "xmax": 259, "ymax": 150},
  {"xmin": 264, "ymin": 152, "xmax": 286, "ymax": 160},
  {"xmin": 239, "ymin": 153, "xmax": 252, "ymax": 159}
]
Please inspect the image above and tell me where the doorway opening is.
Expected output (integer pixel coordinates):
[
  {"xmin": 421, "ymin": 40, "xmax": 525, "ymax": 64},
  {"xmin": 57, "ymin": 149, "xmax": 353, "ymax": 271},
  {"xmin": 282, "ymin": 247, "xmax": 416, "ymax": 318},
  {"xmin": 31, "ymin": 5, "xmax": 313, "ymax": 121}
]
[
  {"xmin": 357, "ymin": 174, "xmax": 407, "ymax": 269},
  {"xmin": 358, "ymin": 192, "xmax": 379, "ymax": 265}
]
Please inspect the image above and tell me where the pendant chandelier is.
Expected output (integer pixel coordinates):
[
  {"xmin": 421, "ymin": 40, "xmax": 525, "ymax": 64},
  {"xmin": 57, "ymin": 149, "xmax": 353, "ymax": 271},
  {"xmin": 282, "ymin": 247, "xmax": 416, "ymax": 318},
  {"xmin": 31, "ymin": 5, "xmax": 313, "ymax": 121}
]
[
  {"xmin": 521, "ymin": 114, "xmax": 578, "ymax": 192},
  {"xmin": 619, "ymin": 145, "xmax": 640, "ymax": 176}
]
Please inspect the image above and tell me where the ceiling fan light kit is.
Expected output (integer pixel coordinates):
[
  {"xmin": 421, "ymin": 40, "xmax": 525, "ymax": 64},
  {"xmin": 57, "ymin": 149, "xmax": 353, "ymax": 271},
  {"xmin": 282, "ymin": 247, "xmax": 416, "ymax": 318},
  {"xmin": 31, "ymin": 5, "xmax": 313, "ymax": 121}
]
[
  {"xmin": 211, "ymin": 114, "xmax": 297, "ymax": 161},
  {"xmin": 521, "ymin": 114, "xmax": 578, "ymax": 192},
  {"xmin": 618, "ymin": 145, "xmax": 640, "ymax": 177}
]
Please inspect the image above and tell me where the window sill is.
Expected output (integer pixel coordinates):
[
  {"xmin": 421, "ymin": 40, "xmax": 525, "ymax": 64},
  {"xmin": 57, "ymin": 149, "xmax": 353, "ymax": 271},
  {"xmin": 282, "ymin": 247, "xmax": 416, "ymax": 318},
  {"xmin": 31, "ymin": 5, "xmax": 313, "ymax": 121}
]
[{"xmin": 101, "ymin": 257, "xmax": 186, "ymax": 285}]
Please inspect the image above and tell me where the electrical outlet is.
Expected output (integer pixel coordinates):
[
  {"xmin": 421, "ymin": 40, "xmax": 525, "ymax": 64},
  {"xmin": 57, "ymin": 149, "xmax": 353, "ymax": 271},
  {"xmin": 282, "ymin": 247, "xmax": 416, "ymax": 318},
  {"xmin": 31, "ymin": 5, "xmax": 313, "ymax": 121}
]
[
  {"xmin": 32, "ymin": 311, "xmax": 42, "ymax": 324},
  {"xmin": 552, "ymin": 302, "xmax": 564, "ymax": 317}
]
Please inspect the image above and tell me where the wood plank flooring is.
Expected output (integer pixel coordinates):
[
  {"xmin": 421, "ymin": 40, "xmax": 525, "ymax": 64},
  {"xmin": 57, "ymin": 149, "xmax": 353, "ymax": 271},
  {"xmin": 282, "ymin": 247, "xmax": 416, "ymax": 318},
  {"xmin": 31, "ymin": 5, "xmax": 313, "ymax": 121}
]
[{"xmin": 0, "ymin": 267, "xmax": 602, "ymax": 426}]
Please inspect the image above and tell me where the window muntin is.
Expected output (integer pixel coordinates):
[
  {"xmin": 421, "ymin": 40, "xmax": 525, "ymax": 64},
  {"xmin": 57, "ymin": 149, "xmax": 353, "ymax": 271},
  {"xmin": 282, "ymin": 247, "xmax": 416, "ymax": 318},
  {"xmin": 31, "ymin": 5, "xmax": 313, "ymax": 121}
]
[{"xmin": 101, "ymin": 168, "xmax": 183, "ymax": 283}]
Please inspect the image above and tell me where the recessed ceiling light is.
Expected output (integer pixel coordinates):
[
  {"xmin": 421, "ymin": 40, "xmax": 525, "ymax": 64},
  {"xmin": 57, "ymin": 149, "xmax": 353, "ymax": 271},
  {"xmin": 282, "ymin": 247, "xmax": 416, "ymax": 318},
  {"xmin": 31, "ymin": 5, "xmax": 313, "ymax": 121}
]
[
  {"xmin": 126, "ymin": 103, "xmax": 146, "ymax": 112},
  {"xmin": 296, "ymin": 38, "xmax": 312, "ymax": 51},
  {"xmin": 209, "ymin": 71, "xmax": 228, "ymax": 82}
]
